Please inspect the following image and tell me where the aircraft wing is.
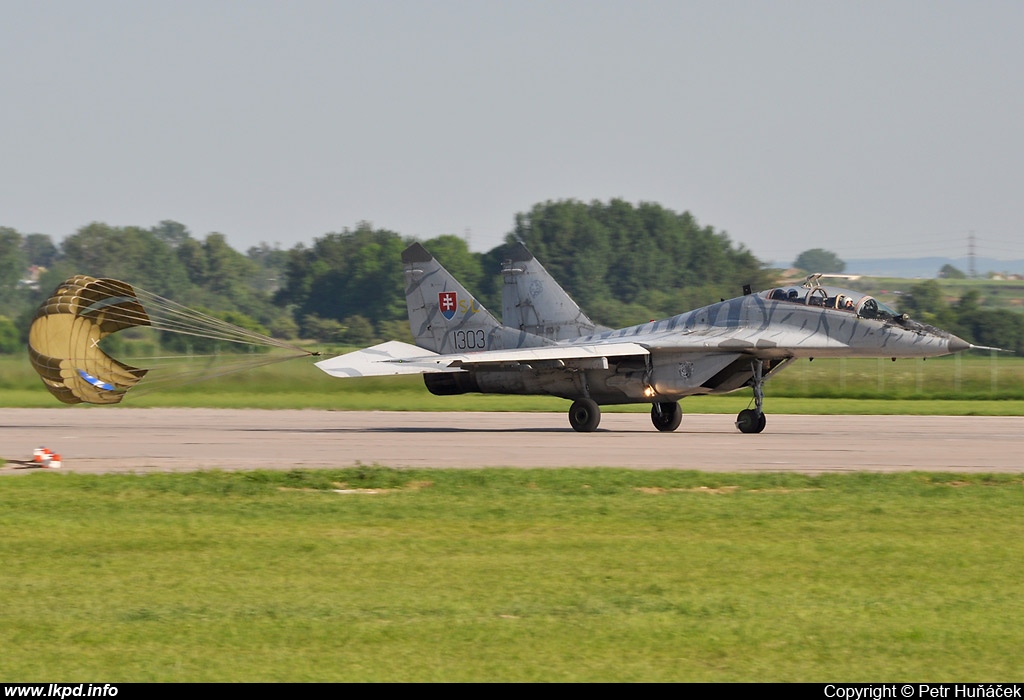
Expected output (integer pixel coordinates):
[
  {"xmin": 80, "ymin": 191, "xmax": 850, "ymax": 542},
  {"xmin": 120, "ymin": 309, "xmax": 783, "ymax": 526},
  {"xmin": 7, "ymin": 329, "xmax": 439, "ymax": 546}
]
[{"xmin": 315, "ymin": 340, "xmax": 650, "ymax": 378}]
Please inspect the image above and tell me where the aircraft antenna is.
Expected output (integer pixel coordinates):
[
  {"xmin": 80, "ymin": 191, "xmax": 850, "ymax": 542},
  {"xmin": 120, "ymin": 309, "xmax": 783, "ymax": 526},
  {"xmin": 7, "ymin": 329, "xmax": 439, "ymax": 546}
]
[{"xmin": 968, "ymin": 231, "xmax": 976, "ymax": 278}]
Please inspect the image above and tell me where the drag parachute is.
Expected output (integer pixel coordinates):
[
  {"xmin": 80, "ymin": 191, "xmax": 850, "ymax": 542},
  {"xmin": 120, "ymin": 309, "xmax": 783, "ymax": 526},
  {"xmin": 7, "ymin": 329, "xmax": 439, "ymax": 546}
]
[
  {"xmin": 29, "ymin": 276, "xmax": 151, "ymax": 404},
  {"xmin": 29, "ymin": 275, "xmax": 312, "ymax": 405}
]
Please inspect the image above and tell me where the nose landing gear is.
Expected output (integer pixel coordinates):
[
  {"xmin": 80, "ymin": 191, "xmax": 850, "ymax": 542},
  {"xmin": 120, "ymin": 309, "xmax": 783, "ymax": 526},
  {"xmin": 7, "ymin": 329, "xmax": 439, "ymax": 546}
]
[{"xmin": 736, "ymin": 359, "xmax": 767, "ymax": 434}]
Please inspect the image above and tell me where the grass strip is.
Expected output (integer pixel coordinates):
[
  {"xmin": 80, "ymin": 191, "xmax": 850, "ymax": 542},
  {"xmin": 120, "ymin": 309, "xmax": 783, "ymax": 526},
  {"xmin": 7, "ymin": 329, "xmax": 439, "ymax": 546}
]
[{"xmin": 1, "ymin": 468, "xmax": 1022, "ymax": 681}]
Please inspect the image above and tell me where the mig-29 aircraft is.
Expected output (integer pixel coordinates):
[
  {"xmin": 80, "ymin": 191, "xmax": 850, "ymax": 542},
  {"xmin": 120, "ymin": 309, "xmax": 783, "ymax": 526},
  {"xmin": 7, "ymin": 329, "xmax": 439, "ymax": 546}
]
[{"xmin": 316, "ymin": 243, "xmax": 974, "ymax": 433}]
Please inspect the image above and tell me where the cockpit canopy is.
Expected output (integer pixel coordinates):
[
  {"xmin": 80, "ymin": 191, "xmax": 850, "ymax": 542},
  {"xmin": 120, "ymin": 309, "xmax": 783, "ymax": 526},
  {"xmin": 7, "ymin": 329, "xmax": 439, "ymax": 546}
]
[{"xmin": 761, "ymin": 274, "xmax": 900, "ymax": 322}]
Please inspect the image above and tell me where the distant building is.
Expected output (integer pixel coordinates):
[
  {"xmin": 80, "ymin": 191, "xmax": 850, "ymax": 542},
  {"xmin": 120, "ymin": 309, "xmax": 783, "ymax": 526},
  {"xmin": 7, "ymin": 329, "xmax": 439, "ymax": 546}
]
[{"xmin": 18, "ymin": 265, "xmax": 45, "ymax": 290}]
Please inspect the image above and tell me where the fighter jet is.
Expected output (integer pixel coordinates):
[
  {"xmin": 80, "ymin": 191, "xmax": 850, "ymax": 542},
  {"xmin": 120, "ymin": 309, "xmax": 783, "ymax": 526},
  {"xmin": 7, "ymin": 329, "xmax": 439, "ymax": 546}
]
[{"xmin": 316, "ymin": 243, "xmax": 973, "ymax": 433}]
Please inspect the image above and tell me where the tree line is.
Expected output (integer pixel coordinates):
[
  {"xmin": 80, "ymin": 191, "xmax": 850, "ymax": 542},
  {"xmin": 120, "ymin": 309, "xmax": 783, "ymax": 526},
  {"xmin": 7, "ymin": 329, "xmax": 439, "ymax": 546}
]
[
  {"xmin": 1, "ymin": 199, "xmax": 1020, "ymax": 354},
  {"xmin": 900, "ymin": 280, "xmax": 1024, "ymax": 354}
]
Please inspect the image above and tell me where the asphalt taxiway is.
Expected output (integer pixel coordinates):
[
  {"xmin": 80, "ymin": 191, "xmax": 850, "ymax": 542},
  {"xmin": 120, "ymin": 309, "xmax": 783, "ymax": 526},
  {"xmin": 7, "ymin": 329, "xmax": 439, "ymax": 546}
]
[{"xmin": 2, "ymin": 408, "xmax": 1022, "ymax": 474}]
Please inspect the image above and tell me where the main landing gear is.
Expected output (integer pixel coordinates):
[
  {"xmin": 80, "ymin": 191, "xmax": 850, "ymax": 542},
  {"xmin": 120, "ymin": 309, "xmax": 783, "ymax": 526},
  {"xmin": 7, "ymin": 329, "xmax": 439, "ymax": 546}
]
[
  {"xmin": 568, "ymin": 398, "xmax": 601, "ymax": 432},
  {"xmin": 568, "ymin": 399, "xmax": 684, "ymax": 433},
  {"xmin": 735, "ymin": 359, "xmax": 767, "ymax": 434},
  {"xmin": 651, "ymin": 401, "xmax": 682, "ymax": 432}
]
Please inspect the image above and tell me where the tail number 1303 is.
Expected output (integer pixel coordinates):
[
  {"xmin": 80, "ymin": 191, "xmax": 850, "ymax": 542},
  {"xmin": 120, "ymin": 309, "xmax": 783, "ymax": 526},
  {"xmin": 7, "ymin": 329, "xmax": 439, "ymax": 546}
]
[{"xmin": 452, "ymin": 330, "xmax": 486, "ymax": 350}]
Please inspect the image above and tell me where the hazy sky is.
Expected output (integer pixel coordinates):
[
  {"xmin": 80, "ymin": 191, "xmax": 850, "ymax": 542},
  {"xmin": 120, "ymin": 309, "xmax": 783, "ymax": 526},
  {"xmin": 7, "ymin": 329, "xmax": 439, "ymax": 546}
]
[{"xmin": 3, "ymin": 0, "xmax": 1022, "ymax": 265}]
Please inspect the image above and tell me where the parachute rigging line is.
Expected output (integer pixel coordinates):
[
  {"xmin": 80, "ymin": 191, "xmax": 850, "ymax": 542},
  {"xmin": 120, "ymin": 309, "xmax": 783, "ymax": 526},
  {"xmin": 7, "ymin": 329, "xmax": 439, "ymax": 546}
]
[
  {"xmin": 121, "ymin": 350, "xmax": 312, "ymax": 399},
  {"xmin": 86, "ymin": 280, "xmax": 307, "ymax": 353}
]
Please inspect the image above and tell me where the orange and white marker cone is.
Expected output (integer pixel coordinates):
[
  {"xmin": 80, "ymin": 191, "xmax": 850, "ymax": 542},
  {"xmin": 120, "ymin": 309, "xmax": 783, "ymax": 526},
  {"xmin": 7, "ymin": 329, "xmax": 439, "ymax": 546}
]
[
  {"xmin": 33, "ymin": 447, "xmax": 47, "ymax": 463},
  {"xmin": 48, "ymin": 454, "xmax": 62, "ymax": 469}
]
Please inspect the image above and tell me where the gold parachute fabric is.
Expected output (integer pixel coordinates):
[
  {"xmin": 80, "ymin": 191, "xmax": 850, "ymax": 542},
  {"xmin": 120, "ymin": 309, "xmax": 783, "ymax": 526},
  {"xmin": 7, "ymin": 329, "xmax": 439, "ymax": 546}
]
[
  {"xmin": 29, "ymin": 276, "xmax": 150, "ymax": 405},
  {"xmin": 29, "ymin": 276, "xmax": 313, "ymax": 405}
]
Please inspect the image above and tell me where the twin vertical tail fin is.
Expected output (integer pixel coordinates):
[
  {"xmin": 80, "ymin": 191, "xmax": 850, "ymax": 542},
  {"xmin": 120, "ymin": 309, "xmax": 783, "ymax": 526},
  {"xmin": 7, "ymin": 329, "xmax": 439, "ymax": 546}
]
[
  {"xmin": 402, "ymin": 243, "xmax": 551, "ymax": 354},
  {"xmin": 501, "ymin": 242, "xmax": 609, "ymax": 341}
]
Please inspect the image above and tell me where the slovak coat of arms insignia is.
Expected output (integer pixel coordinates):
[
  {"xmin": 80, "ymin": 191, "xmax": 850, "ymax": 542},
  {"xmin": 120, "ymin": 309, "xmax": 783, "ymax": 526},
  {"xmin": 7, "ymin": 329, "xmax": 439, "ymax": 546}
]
[{"xmin": 438, "ymin": 291, "xmax": 458, "ymax": 320}]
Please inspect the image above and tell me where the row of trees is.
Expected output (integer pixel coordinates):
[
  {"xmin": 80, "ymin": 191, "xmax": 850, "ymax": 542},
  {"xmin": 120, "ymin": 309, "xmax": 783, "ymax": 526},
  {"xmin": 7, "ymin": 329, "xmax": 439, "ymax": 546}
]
[
  {"xmin": 0, "ymin": 199, "xmax": 773, "ymax": 351},
  {"xmin": 0, "ymin": 222, "xmax": 297, "ymax": 351},
  {"xmin": 1, "ymin": 199, "xmax": 1020, "ymax": 354},
  {"xmin": 273, "ymin": 199, "xmax": 775, "ymax": 335}
]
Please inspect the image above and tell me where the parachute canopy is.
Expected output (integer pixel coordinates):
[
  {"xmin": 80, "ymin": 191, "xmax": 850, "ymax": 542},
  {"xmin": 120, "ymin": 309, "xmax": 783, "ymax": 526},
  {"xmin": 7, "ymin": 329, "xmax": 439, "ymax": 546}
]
[
  {"xmin": 29, "ymin": 275, "xmax": 314, "ymax": 406},
  {"xmin": 29, "ymin": 275, "xmax": 151, "ymax": 405}
]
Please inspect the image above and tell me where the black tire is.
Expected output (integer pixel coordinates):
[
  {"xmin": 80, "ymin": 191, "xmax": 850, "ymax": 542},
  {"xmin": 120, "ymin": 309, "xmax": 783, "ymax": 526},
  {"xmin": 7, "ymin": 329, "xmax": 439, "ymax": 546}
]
[
  {"xmin": 736, "ymin": 408, "xmax": 767, "ymax": 434},
  {"xmin": 651, "ymin": 401, "xmax": 682, "ymax": 432},
  {"xmin": 568, "ymin": 399, "xmax": 601, "ymax": 432}
]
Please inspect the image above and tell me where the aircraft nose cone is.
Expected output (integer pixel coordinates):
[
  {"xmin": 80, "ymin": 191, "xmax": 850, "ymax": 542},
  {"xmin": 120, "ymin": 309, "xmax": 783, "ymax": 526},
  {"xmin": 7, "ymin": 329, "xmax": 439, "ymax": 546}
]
[{"xmin": 948, "ymin": 335, "xmax": 971, "ymax": 353}]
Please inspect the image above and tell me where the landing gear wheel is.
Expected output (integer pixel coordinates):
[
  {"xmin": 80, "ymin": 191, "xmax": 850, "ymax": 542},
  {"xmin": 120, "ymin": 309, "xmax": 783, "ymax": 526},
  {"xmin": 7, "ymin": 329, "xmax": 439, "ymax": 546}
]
[
  {"xmin": 736, "ymin": 408, "xmax": 766, "ymax": 434},
  {"xmin": 568, "ymin": 398, "xmax": 601, "ymax": 432},
  {"xmin": 651, "ymin": 401, "xmax": 682, "ymax": 432},
  {"xmin": 735, "ymin": 358, "xmax": 768, "ymax": 434}
]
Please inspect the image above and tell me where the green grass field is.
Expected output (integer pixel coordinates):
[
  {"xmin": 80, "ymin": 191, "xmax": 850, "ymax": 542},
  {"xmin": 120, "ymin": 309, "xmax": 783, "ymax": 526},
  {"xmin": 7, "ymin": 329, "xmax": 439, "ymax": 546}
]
[{"xmin": 1, "ymin": 468, "xmax": 1022, "ymax": 682}]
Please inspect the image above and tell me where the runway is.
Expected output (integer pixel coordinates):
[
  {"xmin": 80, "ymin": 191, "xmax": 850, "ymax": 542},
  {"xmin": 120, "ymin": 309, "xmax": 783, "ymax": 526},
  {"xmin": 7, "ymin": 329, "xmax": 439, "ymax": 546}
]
[{"xmin": 2, "ymin": 408, "xmax": 1022, "ymax": 474}]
